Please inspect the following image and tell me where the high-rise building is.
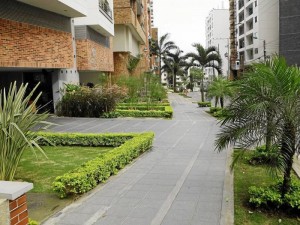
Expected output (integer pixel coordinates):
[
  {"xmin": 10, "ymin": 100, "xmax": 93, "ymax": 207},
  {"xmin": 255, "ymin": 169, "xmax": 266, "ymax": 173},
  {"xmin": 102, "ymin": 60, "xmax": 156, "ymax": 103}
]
[
  {"xmin": 279, "ymin": 0, "xmax": 300, "ymax": 66},
  {"xmin": 236, "ymin": 0, "xmax": 279, "ymax": 65},
  {"xmin": 205, "ymin": 8, "xmax": 230, "ymax": 77}
]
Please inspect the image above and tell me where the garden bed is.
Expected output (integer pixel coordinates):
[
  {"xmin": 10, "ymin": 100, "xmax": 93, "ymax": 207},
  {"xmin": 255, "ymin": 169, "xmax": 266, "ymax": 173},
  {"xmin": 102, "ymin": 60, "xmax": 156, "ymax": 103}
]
[
  {"xmin": 234, "ymin": 150, "xmax": 300, "ymax": 225},
  {"xmin": 15, "ymin": 132, "xmax": 154, "ymax": 223}
]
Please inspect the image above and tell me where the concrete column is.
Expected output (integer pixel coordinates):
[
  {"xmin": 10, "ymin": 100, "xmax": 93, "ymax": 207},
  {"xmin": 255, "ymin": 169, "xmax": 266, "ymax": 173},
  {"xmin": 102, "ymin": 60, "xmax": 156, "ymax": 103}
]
[{"xmin": 0, "ymin": 181, "xmax": 33, "ymax": 225}]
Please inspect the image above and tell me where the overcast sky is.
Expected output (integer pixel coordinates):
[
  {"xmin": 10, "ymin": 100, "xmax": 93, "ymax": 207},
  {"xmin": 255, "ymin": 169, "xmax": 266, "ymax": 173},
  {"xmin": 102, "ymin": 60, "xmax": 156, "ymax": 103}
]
[{"xmin": 152, "ymin": 0, "xmax": 229, "ymax": 54}]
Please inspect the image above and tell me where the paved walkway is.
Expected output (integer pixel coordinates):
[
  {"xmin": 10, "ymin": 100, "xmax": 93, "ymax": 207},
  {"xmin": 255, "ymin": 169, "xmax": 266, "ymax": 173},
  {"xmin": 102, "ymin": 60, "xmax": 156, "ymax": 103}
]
[{"xmin": 43, "ymin": 93, "xmax": 232, "ymax": 225}]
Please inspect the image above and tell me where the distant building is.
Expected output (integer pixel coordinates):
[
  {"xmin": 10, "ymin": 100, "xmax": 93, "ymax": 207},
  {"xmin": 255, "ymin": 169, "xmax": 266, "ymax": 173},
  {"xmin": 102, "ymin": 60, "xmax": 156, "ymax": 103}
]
[
  {"xmin": 236, "ymin": 0, "xmax": 279, "ymax": 65},
  {"xmin": 279, "ymin": 0, "xmax": 300, "ymax": 66},
  {"xmin": 205, "ymin": 8, "xmax": 230, "ymax": 77}
]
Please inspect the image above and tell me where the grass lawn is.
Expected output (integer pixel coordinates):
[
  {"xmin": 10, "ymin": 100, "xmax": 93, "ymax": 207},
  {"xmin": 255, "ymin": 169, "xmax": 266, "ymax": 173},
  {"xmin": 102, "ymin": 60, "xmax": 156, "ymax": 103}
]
[
  {"xmin": 15, "ymin": 146, "xmax": 113, "ymax": 222},
  {"xmin": 234, "ymin": 150, "xmax": 300, "ymax": 225}
]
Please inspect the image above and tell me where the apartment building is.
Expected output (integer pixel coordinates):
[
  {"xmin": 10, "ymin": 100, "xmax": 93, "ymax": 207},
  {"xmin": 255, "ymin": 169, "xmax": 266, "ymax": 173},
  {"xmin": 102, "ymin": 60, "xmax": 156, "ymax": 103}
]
[
  {"xmin": 74, "ymin": 0, "xmax": 115, "ymax": 85},
  {"xmin": 205, "ymin": 8, "xmax": 230, "ymax": 77},
  {"xmin": 0, "ymin": 0, "xmax": 87, "ymax": 112},
  {"xmin": 112, "ymin": 0, "xmax": 150, "ymax": 78},
  {"xmin": 236, "ymin": 0, "xmax": 279, "ymax": 65},
  {"xmin": 279, "ymin": 0, "xmax": 300, "ymax": 66}
]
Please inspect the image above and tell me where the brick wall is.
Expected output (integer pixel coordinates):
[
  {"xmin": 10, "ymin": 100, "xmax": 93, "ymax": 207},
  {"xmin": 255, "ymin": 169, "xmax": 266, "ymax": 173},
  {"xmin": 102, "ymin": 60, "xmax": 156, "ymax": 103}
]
[
  {"xmin": 9, "ymin": 194, "xmax": 28, "ymax": 225},
  {"xmin": 76, "ymin": 38, "xmax": 114, "ymax": 72},
  {"xmin": 0, "ymin": 18, "xmax": 74, "ymax": 69}
]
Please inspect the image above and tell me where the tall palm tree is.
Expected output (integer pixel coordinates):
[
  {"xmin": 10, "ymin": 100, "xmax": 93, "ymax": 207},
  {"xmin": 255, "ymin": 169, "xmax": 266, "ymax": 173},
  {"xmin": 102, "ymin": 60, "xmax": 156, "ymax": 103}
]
[
  {"xmin": 186, "ymin": 44, "xmax": 222, "ymax": 102},
  {"xmin": 215, "ymin": 56, "xmax": 300, "ymax": 197},
  {"xmin": 162, "ymin": 48, "xmax": 188, "ymax": 92},
  {"xmin": 150, "ymin": 33, "xmax": 176, "ymax": 81},
  {"xmin": 207, "ymin": 77, "xmax": 233, "ymax": 108}
]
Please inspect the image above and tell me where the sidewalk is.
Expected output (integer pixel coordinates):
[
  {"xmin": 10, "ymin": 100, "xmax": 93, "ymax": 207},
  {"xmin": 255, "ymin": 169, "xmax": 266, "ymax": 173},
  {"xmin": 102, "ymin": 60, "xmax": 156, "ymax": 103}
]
[{"xmin": 42, "ymin": 93, "xmax": 233, "ymax": 225}]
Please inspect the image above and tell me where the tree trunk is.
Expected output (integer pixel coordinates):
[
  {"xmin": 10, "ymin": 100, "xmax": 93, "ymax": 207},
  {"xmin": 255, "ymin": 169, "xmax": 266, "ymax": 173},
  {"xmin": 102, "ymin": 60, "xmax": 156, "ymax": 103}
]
[
  {"xmin": 201, "ymin": 78, "xmax": 204, "ymax": 102},
  {"xmin": 173, "ymin": 72, "xmax": 176, "ymax": 92},
  {"xmin": 215, "ymin": 97, "xmax": 219, "ymax": 107},
  {"xmin": 220, "ymin": 97, "xmax": 224, "ymax": 108},
  {"xmin": 265, "ymin": 108, "xmax": 272, "ymax": 152},
  {"xmin": 280, "ymin": 120, "xmax": 296, "ymax": 197}
]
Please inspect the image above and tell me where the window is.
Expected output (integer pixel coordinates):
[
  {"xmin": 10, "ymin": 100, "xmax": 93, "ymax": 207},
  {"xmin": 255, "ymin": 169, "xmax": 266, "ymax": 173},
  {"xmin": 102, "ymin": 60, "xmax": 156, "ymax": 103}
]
[
  {"xmin": 255, "ymin": 16, "xmax": 257, "ymax": 23},
  {"xmin": 255, "ymin": 1, "xmax": 257, "ymax": 7},
  {"xmin": 255, "ymin": 48, "xmax": 258, "ymax": 54}
]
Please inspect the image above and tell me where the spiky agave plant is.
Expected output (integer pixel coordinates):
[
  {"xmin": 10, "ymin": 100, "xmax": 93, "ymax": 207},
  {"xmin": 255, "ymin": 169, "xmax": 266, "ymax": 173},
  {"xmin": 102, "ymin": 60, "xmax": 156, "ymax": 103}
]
[{"xmin": 0, "ymin": 82, "xmax": 51, "ymax": 180}]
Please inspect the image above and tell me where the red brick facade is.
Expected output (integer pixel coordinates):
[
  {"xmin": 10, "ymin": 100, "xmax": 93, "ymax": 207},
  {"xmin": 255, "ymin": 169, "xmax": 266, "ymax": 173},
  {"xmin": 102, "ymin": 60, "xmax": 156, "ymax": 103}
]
[
  {"xmin": 9, "ymin": 195, "xmax": 28, "ymax": 225},
  {"xmin": 76, "ymin": 38, "xmax": 114, "ymax": 72},
  {"xmin": 0, "ymin": 18, "xmax": 74, "ymax": 69}
]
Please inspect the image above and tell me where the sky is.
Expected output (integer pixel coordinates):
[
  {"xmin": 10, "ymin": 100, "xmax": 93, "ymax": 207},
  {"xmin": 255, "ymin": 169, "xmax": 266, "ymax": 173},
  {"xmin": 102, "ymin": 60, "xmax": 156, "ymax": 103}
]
[{"xmin": 152, "ymin": 0, "xmax": 229, "ymax": 54}]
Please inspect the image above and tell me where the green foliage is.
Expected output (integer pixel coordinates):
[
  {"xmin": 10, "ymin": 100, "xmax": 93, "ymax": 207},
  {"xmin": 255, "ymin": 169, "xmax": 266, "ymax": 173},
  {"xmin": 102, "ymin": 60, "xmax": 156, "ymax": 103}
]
[
  {"xmin": 248, "ymin": 145, "xmax": 281, "ymax": 166},
  {"xmin": 127, "ymin": 54, "xmax": 142, "ymax": 74},
  {"xmin": 198, "ymin": 102, "xmax": 211, "ymax": 107},
  {"xmin": 116, "ymin": 106, "xmax": 173, "ymax": 118},
  {"xmin": 117, "ymin": 105, "xmax": 165, "ymax": 111},
  {"xmin": 118, "ymin": 102, "xmax": 170, "ymax": 107},
  {"xmin": 51, "ymin": 132, "xmax": 154, "ymax": 198},
  {"xmin": 100, "ymin": 111, "xmax": 120, "ymax": 118},
  {"xmin": 56, "ymin": 85, "xmax": 127, "ymax": 118},
  {"xmin": 0, "ymin": 82, "xmax": 50, "ymax": 180},
  {"xmin": 36, "ymin": 132, "xmax": 133, "ymax": 147},
  {"xmin": 28, "ymin": 219, "xmax": 39, "ymax": 225},
  {"xmin": 209, "ymin": 107, "xmax": 222, "ymax": 113},
  {"xmin": 249, "ymin": 180, "xmax": 300, "ymax": 211},
  {"xmin": 64, "ymin": 83, "xmax": 80, "ymax": 93}
]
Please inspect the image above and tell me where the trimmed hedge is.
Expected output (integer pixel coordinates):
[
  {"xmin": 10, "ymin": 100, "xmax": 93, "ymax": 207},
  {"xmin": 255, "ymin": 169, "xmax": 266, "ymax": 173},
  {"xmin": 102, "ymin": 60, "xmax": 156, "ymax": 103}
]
[
  {"xmin": 116, "ymin": 105, "xmax": 166, "ymax": 111},
  {"xmin": 36, "ymin": 132, "xmax": 133, "ymax": 147},
  {"xmin": 116, "ymin": 106, "xmax": 173, "ymax": 118},
  {"xmin": 36, "ymin": 132, "xmax": 154, "ymax": 198},
  {"xmin": 198, "ymin": 102, "xmax": 211, "ymax": 107},
  {"xmin": 118, "ymin": 102, "xmax": 170, "ymax": 107}
]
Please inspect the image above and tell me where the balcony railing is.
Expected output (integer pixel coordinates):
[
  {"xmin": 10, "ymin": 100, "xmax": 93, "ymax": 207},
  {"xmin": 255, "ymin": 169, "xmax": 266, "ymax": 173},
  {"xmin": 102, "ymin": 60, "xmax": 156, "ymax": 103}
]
[{"xmin": 99, "ymin": 0, "xmax": 113, "ymax": 21}]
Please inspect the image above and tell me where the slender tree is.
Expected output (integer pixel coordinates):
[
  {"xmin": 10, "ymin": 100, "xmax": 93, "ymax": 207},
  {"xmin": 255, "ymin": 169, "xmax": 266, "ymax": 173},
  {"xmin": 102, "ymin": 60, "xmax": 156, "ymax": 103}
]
[
  {"xmin": 162, "ymin": 48, "xmax": 188, "ymax": 92},
  {"xmin": 150, "ymin": 33, "xmax": 176, "ymax": 81},
  {"xmin": 215, "ymin": 56, "xmax": 300, "ymax": 196},
  {"xmin": 186, "ymin": 44, "xmax": 222, "ymax": 102},
  {"xmin": 207, "ymin": 77, "xmax": 233, "ymax": 108}
]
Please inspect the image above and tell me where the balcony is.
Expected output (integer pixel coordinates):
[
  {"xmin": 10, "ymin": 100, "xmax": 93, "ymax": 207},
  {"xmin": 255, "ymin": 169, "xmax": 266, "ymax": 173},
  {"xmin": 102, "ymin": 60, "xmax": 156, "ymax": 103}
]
[
  {"xmin": 238, "ymin": 0, "xmax": 244, "ymax": 10},
  {"xmin": 18, "ymin": 0, "xmax": 87, "ymax": 17},
  {"xmin": 114, "ymin": 7, "xmax": 146, "ymax": 44},
  {"xmin": 99, "ymin": 0, "xmax": 113, "ymax": 21}
]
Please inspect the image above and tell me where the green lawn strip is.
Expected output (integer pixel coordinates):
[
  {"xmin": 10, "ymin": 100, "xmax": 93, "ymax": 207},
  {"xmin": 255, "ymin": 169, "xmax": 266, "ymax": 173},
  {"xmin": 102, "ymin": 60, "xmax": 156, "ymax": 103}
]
[
  {"xmin": 234, "ymin": 150, "xmax": 300, "ymax": 225},
  {"xmin": 15, "ymin": 146, "xmax": 113, "ymax": 193}
]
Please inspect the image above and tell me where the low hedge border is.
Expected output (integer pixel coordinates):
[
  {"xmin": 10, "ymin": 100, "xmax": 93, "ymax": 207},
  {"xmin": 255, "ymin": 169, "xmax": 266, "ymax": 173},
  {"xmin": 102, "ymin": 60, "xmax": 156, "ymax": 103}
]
[
  {"xmin": 198, "ymin": 102, "xmax": 211, "ymax": 107},
  {"xmin": 36, "ymin": 132, "xmax": 154, "ymax": 198},
  {"xmin": 116, "ymin": 105, "xmax": 166, "ymax": 111},
  {"xmin": 118, "ymin": 102, "xmax": 170, "ymax": 107},
  {"xmin": 116, "ymin": 106, "xmax": 173, "ymax": 118}
]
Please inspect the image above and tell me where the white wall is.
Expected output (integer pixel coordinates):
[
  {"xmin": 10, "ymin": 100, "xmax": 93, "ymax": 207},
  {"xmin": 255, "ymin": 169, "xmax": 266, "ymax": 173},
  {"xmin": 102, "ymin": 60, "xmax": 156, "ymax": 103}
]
[
  {"xmin": 113, "ymin": 25, "xmax": 140, "ymax": 57},
  {"xmin": 74, "ymin": 0, "xmax": 114, "ymax": 36}
]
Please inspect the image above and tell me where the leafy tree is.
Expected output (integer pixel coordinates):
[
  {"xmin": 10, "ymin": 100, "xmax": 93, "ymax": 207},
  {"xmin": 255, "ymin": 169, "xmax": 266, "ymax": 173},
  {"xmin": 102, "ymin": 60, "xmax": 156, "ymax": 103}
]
[
  {"xmin": 207, "ymin": 77, "xmax": 233, "ymax": 108},
  {"xmin": 162, "ymin": 48, "xmax": 188, "ymax": 92},
  {"xmin": 150, "ymin": 33, "xmax": 176, "ymax": 81},
  {"xmin": 215, "ymin": 56, "xmax": 300, "ymax": 197},
  {"xmin": 186, "ymin": 44, "xmax": 222, "ymax": 101}
]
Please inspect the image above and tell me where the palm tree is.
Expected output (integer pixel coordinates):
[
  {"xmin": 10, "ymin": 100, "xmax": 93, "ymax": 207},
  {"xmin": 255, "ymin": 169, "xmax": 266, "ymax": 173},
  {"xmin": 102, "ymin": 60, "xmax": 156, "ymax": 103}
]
[
  {"xmin": 162, "ymin": 48, "xmax": 188, "ymax": 92},
  {"xmin": 215, "ymin": 56, "xmax": 300, "ymax": 197},
  {"xmin": 186, "ymin": 44, "xmax": 222, "ymax": 102},
  {"xmin": 207, "ymin": 77, "xmax": 233, "ymax": 108},
  {"xmin": 149, "ymin": 33, "xmax": 176, "ymax": 81},
  {"xmin": 189, "ymin": 67, "xmax": 204, "ymax": 92}
]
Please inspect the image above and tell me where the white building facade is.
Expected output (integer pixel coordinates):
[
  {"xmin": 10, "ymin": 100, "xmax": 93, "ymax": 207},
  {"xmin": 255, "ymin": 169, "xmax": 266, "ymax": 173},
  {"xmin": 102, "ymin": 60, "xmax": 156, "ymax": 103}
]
[
  {"xmin": 236, "ymin": 0, "xmax": 279, "ymax": 65},
  {"xmin": 205, "ymin": 8, "xmax": 230, "ymax": 77}
]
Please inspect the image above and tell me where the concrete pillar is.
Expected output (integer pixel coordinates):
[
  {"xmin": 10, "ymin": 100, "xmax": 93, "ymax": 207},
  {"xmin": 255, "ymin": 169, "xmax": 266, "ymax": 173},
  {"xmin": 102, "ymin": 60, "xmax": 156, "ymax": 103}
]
[{"xmin": 0, "ymin": 181, "xmax": 33, "ymax": 225}]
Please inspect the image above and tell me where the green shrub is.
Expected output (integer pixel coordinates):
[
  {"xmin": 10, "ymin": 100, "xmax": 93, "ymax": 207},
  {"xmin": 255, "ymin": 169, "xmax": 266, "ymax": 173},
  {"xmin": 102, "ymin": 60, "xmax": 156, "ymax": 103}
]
[
  {"xmin": 118, "ymin": 102, "xmax": 170, "ymax": 107},
  {"xmin": 52, "ymin": 132, "xmax": 154, "ymax": 198},
  {"xmin": 28, "ymin": 219, "xmax": 39, "ymax": 225},
  {"xmin": 36, "ymin": 132, "xmax": 133, "ymax": 147},
  {"xmin": 248, "ymin": 145, "xmax": 281, "ymax": 165},
  {"xmin": 100, "ymin": 111, "xmax": 120, "ymax": 118},
  {"xmin": 249, "ymin": 180, "xmax": 300, "ymax": 211},
  {"xmin": 198, "ymin": 102, "xmax": 211, "ymax": 107},
  {"xmin": 116, "ymin": 105, "xmax": 166, "ymax": 111},
  {"xmin": 209, "ymin": 107, "xmax": 222, "ymax": 113},
  {"xmin": 56, "ymin": 85, "xmax": 127, "ymax": 118},
  {"xmin": 116, "ymin": 106, "xmax": 173, "ymax": 118}
]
